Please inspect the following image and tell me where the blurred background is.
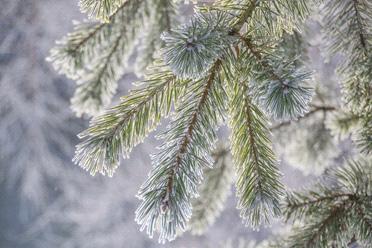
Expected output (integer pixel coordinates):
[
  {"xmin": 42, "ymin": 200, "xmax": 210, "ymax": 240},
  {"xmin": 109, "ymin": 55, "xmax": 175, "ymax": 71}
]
[{"xmin": 0, "ymin": 1, "xmax": 353, "ymax": 247}]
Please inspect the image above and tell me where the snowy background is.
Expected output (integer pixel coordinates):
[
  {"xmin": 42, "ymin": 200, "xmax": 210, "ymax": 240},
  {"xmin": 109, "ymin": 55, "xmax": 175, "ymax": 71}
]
[{"xmin": 0, "ymin": 1, "xmax": 347, "ymax": 247}]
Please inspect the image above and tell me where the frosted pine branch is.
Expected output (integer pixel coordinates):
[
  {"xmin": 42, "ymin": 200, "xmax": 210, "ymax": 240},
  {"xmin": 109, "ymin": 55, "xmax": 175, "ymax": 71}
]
[
  {"xmin": 227, "ymin": 79, "xmax": 284, "ymax": 228},
  {"xmin": 48, "ymin": 0, "xmax": 176, "ymax": 116},
  {"xmin": 74, "ymin": 64, "xmax": 188, "ymax": 176},
  {"xmin": 135, "ymin": 60, "xmax": 226, "ymax": 242},
  {"xmin": 285, "ymin": 158, "xmax": 372, "ymax": 247},
  {"xmin": 239, "ymin": 35, "xmax": 314, "ymax": 120},
  {"xmin": 322, "ymin": 0, "xmax": 372, "ymax": 153},
  {"xmin": 79, "ymin": 0, "xmax": 125, "ymax": 22}
]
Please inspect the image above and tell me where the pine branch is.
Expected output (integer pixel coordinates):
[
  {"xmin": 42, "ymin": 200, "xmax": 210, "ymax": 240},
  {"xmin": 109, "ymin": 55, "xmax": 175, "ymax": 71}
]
[
  {"xmin": 239, "ymin": 36, "xmax": 284, "ymax": 83},
  {"xmin": 238, "ymin": 35, "xmax": 314, "ymax": 120},
  {"xmin": 79, "ymin": 0, "xmax": 124, "ymax": 22},
  {"xmin": 351, "ymin": 0, "xmax": 369, "ymax": 54},
  {"xmin": 64, "ymin": 0, "xmax": 322, "ymax": 242},
  {"xmin": 274, "ymin": 113, "xmax": 338, "ymax": 176},
  {"xmin": 48, "ymin": 0, "xmax": 145, "ymax": 115},
  {"xmin": 285, "ymin": 158, "xmax": 372, "ymax": 247},
  {"xmin": 135, "ymin": 60, "xmax": 227, "ymax": 243},
  {"xmin": 189, "ymin": 145, "xmax": 234, "ymax": 235},
  {"xmin": 288, "ymin": 199, "xmax": 352, "ymax": 248},
  {"xmin": 284, "ymin": 191, "xmax": 354, "ymax": 221},
  {"xmin": 48, "ymin": 0, "xmax": 176, "ymax": 116},
  {"xmin": 135, "ymin": 0, "xmax": 176, "ymax": 75},
  {"xmin": 48, "ymin": 0, "xmax": 138, "ymax": 77},
  {"xmin": 227, "ymin": 79, "xmax": 284, "ymax": 228},
  {"xmin": 210, "ymin": 0, "xmax": 312, "ymax": 40},
  {"xmin": 70, "ymin": 30, "xmax": 124, "ymax": 116},
  {"xmin": 353, "ymin": 203, "xmax": 372, "ymax": 246},
  {"xmin": 356, "ymin": 114, "xmax": 372, "ymax": 154},
  {"xmin": 322, "ymin": 0, "xmax": 372, "ymax": 153},
  {"xmin": 74, "ymin": 64, "xmax": 188, "ymax": 176},
  {"xmin": 47, "ymin": 21, "xmax": 107, "ymax": 79},
  {"xmin": 231, "ymin": 0, "xmax": 258, "ymax": 32},
  {"xmin": 161, "ymin": 11, "xmax": 236, "ymax": 79}
]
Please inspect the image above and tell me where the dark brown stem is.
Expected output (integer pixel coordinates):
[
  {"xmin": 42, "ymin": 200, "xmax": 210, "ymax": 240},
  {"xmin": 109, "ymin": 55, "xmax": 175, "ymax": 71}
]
[
  {"xmin": 71, "ymin": 0, "xmax": 134, "ymax": 52},
  {"xmin": 270, "ymin": 105, "xmax": 337, "ymax": 130},
  {"xmin": 109, "ymin": 76, "xmax": 178, "ymax": 137},
  {"xmin": 239, "ymin": 35, "xmax": 286, "ymax": 84},
  {"xmin": 306, "ymin": 200, "xmax": 350, "ymax": 246},
  {"xmin": 161, "ymin": 0, "xmax": 260, "ymax": 210},
  {"xmin": 287, "ymin": 193, "xmax": 354, "ymax": 210},
  {"xmin": 242, "ymin": 85, "xmax": 264, "ymax": 192},
  {"xmin": 162, "ymin": 60, "xmax": 222, "ymax": 209}
]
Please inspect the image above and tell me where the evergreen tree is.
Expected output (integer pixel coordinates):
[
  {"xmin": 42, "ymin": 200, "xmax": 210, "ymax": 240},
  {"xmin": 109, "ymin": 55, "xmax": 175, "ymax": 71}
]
[{"xmin": 48, "ymin": 0, "xmax": 372, "ymax": 245}]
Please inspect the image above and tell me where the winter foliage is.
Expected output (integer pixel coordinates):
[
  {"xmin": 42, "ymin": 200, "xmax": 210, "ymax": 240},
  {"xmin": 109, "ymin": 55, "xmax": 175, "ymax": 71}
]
[
  {"xmin": 45, "ymin": 0, "xmax": 370, "ymax": 242},
  {"xmin": 284, "ymin": 158, "xmax": 372, "ymax": 247},
  {"xmin": 321, "ymin": 0, "xmax": 372, "ymax": 154},
  {"xmin": 161, "ymin": 11, "xmax": 235, "ymax": 79},
  {"xmin": 47, "ymin": 0, "xmax": 175, "ymax": 116},
  {"xmin": 3, "ymin": 0, "xmax": 368, "ymax": 246}
]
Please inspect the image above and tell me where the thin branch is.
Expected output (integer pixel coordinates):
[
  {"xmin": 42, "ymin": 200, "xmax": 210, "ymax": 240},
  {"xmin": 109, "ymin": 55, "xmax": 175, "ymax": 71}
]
[
  {"xmin": 242, "ymin": 82, "xmax": 264, "ymax": 192},
  {"xmin": 306, "ymin": 200, "xmax": 350, "ymax": 246},
  {"xmin": 82, "ymin": 31, "xmax": 122, "ymax": 102},
  {"xmin": 161, "ymin": 60, "xmax": 222, "ymax": 211},
  {"xmin": 70, "ymin": 0, "xmax": 134, "ymax": 52},
  {"xmin": 287, "ymin": 193, "xmax": 354, "ymax": 210},
  {"xmin": 239, "ymin": 35, "xmax": 286, "ymax": 84},
  {"xmin": 271, "ymin": 105, "xmax": 337, "ymax": 130},
  {"xmin": 110, "ymin": 76, "xmax": 178, "ymax": 137},
  {"xmin": 161, "ymin": 0, "xmax": 261, "ymax": 211}
]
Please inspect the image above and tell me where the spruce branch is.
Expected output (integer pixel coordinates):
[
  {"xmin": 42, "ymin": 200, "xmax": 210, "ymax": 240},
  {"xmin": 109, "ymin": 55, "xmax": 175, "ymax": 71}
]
[
  {"xmin": 74, "ymin": 64, "xmax": 188, "ymax": 176},
  {"xmin": 135, "ymin": 60, "xmax": 226, "ymax": 243}
]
